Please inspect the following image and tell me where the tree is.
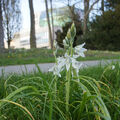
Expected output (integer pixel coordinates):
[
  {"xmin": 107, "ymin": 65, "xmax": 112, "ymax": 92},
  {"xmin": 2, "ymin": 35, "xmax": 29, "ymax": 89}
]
[
  {"xmin": 44, "ymin": 0, "xmax": 53, "ymax": 49},
  {"xmin": 85, "ymin": 4, "xmax": 120, "ymax": 51},
  {"xmin": 83, "ymin": 0, "xmax": 100, "ymax": 35},
  {"xmin": 105, "ymin": 0, "xmax": 120, "ymax": 9},
  {"xmin": 0, "ymin": 0, "xmax": 4, "ymax": 51},
  {"xmin": 55, "ymin": 0, "xmax": 100, "ymax": 35},
  {"xmin": 56, "ymin": 21, "xmax": 83, "ymax": 48},
  {"xmin": 28, "ymin": 0, "xmax": 36, "ymax": 48},
  {"xmin": 54, "ymin": 0, "xmax": 81, "ymax": 6},
  {"xmin": 2, "ymin": 0, "xmax": 21, "ymax": 49},
  {"xmin": 83, "ymin": 0, "xmax": 89, "ymax": 35},
  {"xmin": 50, "ymin": 0, "xmax": 55, "ymax": 41},
  {"xmin": 101, "ymin": 0, "xmax": 104, "ymax": 14},
  {"xmin": 54, "ymin": 0, "xmax": 82, "ymax": 22}
]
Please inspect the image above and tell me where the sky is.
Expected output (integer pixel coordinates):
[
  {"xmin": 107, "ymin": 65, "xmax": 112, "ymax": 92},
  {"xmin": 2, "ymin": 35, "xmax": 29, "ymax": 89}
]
[
  {"xmin": 21, "ymin": 0, "xmax": 43, "ymax": 29},
  {"xmin": 21, "ymin": 0, "xmax": 65, "ymax": 30},
  {"xmin": 20, "ymin": 0, "xmax": 101, "ymax": 30}
]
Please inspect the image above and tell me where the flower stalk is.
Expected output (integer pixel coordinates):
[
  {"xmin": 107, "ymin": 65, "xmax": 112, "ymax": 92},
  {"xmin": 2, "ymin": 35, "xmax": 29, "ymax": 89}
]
[
  {"xmin": 49, "ymin": 23, "xmax": 87, "ymax": 113},
  {"xmin": 65, "ymin": 63, "xmax": 71, "ymax": 112}
]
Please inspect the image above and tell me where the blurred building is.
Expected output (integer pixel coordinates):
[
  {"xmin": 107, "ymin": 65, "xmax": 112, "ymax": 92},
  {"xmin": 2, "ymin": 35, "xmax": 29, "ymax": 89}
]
[{"xmin": 10, "ymin": 7, "xmax": 83, "ymax": 49}]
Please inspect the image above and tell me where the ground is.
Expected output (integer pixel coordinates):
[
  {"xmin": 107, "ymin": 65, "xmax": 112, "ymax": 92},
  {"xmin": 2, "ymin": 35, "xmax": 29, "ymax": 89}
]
[{"xmin": 0, "ymin": 59, "xmax": 119, "ymax": 76}]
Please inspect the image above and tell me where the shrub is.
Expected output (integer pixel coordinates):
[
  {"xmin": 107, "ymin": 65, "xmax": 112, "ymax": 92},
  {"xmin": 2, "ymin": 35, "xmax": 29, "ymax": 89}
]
[
  {"xmin": 55, "ymin": 21, "xmax": 83, "ymax": 48},
  {"xmin": 85, "ymin": 5, "xmax": 120, "ymax": 51}
]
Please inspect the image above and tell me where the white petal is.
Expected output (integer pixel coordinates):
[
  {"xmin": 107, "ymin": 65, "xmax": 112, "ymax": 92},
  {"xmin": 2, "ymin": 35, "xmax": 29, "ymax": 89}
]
[
  {"xmin": 66, "ymin": 63, "xmax": 70, "ymax": 71},
  {"xmin": 49, "ymin": 66, "xmax": 54, "ymax": 72},
  {"xmin": 74, "ymin": 43, "xmax": 87, "ymax": 58},
  {"xmin": 75, "ymin": 43, "xmax": 85, "ymax": 49},
  {"xmin": 79, "ymin": 52, "xmax": 85, "ymax": 57},
  {"xmin": 63, "ymin": 39, "xmax": 69, "ymax": 47},
  {"xmin": 111, "ymin": 65, "xmax": 115, "ymax": 70}
]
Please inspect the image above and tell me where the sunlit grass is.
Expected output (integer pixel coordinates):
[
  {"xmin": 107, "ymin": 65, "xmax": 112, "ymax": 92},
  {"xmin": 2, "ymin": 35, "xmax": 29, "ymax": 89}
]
[{"xmin": 0, "ymin": 48, "xmax": 120, "ymax": 66}]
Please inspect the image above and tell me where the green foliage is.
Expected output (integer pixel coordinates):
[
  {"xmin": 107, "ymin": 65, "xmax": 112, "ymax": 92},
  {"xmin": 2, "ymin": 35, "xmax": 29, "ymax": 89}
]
[
  {"xmin": 0, "ymin": 63, "xmax": 120, "ymax": 119},
  {"xmin": 105, "ymin": 0, "xmax": 120, "ymax": 9},
  {"xmin": 85, "ymin": 5, "xmax": 120, "ymax": 51},
  {"xmin": 56, "ymin": 21, "xmax": 83, "ymax": 48},
  {"xmin": 80, "ymin": 62, "xmax": 120, "ymax": 120},
  {"xmin": 0, "ymin": 49, "xmax": 120, "ymax": 66}
]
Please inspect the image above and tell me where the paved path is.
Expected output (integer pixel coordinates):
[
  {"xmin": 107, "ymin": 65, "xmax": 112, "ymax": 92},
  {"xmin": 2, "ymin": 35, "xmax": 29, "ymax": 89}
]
[{"xmin": 0, "ymin": 59, "xmax": 119, "ymax": 76}]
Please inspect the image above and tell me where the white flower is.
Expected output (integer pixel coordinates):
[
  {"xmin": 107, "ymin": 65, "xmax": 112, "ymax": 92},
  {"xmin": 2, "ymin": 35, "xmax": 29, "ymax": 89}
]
[
  {"xmin": 57, "ymin": 54, "xmax": 74, "ymax": 72},
  {"xmin": 72, "ymin": 60, "xmax": 83, "ymax": 77},
  {"xmin": 57, "ymin": 57, "xmax": 66, "ymax": 70},
  {"xmin": 49, "ymin": 63, "xmax": 62, "ymax": 77},
  {"xmin": 64, "ymin": 53, "xmax": 72, "ymax": 71},
  {"xmin": 111, "ymin": 65, "xmax": 115, "ymax": 70},
  {"xmin": 63, "ymin": 39, "xmax": 69, "ymax": 47},
  {"xmin": 64, "ymin": 53, "xmax": 83, "ymax": 73},
  {"xmin": 74, "ymin": 43, "xmax": 87, "ymax": 58},
  {"xmin": 49, "ymin": 43, "xmax": 87, "ymax": 77},
  {"xmin": 49, "ymin": 57, "xmax": 66, "ymax": 77},
  {"xmin": 75, "ymin": 62, "xmax": 83, "ymax": 75}
]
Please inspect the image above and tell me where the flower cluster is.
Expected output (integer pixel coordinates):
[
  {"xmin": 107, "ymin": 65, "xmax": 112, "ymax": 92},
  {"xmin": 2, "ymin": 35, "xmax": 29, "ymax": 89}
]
[
  {"xmin": 49, "ymin": 43, "xmax": 87, "ymax": 77},
  {"xmin": 49, "ymin": 23, "xmax": 87, "ymax": 78}
]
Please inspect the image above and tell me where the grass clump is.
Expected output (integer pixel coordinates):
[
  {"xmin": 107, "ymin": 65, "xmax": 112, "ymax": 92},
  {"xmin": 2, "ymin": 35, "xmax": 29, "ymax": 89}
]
[{"xmin": 0, "ymin": 63, "xmax": 120, "ymax": 119}]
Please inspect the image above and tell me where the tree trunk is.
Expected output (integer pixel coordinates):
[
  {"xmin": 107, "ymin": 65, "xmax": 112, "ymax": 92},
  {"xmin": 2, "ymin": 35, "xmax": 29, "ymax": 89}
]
[
  {"xmin": 28, "ymin": 0, "xmax": 36, "ymax": 48},
  {"xmin": 101, "ymin": 0, "xmax": 104, "ymax": 14},
  {"xmin": 83, "ymin": 0, "xmax": 100, "ymax": 35},
  {"xmin": 50, "ymin": 0, "xmax": 55, "ymax": 42},
  {"xmin": 8, "ymin": 40, "xmax": 10, "ymax": 49},
  {"xmin": 45, "ymin": 0, "xmax": 53, "ymax": 49},
  {"xmin": 0, "ymin": 0, "xmax": 4, "ymax": 52},
  {"xmin": 83, "ymin": 0, "xmax": 89, "ymax": 35},
  {"xmin": 6, "ymin": 19, "xmax": 11, "ymax": 49},
  {"xmin": 83, "ymin": 17, "xmax": 87, "ymax": 35}
]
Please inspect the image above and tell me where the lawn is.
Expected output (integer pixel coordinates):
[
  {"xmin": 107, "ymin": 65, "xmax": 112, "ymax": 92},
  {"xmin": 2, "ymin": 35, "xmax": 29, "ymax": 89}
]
[
  {"xmin": 0, "ymin": 48, "xmax": 120, "ymax": 66},
  {"xmin": 0, "ymin": 62, "xmax": 120, "ymax": 119}
]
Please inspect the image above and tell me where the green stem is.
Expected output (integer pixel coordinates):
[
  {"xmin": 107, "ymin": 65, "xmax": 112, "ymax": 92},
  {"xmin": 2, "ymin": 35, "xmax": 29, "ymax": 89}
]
[
  {"xmin": 54, "ymin": 76, "xmax": 57, "ymax": 100},
  {"xmin": 65, "ymin": 42, "xmax": 73, "ymax": 113},
  {"xmin": 49, "ymin": 94, "xmax": 53, "ymax": 120},
  {"xmin": 53, "ymin": 49, "xmax": 57, "ymax": 100},
  {"xmin": 65, "ymin": 65, "xmax": 71, "ymax": 113}
]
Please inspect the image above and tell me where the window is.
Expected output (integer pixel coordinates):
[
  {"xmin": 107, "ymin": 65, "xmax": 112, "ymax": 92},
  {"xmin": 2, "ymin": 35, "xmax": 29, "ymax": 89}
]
[
  {"xmin": 20, "ymin": 40, "xmax": 29, "ymax": 46},
  {"xmin": 36, "ymin": 32, "xmax": 49, "ymax": 44}
]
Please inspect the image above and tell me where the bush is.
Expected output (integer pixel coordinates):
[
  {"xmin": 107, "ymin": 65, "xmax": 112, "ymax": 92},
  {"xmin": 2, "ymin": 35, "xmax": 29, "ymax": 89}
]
[
  {"xmin": 55, "ymin": 21, "xmax": 83, "ymax": 48},
  {"xmin": 85, "ymin": 5, "xmax": 120, "ymax": 51}
]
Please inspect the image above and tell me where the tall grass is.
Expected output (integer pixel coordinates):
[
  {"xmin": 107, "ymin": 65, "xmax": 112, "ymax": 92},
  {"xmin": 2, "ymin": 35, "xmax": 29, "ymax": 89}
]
[
  {"xmin": 0, "ymin": 62, "xmax": 120, "ymax": 119},
  {"xmin": 0, "ymin": 63, "xmax": 120, "ymax": 119}
]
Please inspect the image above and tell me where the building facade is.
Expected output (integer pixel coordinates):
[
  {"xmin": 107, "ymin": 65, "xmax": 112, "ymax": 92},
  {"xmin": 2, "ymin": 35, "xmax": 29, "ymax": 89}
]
[{"xmin": 10, "ymin": 7, "xmax": 83, "ymax": 49}]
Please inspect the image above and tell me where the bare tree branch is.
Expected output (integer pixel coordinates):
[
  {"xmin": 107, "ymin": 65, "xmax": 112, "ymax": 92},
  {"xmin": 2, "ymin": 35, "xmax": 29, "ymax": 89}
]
[{"xmin": 85, "ymin": 0, "xmax": 100, "ymax": 19}]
